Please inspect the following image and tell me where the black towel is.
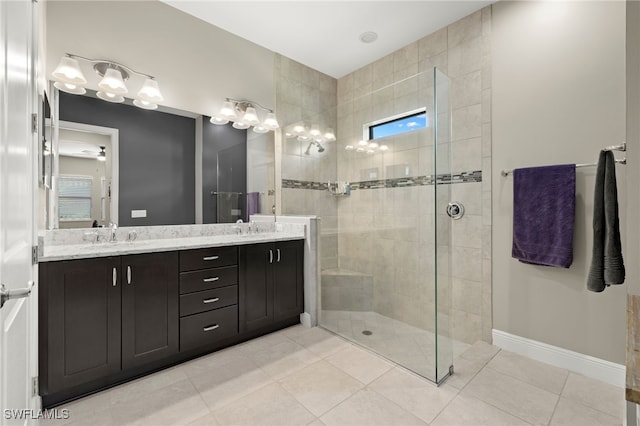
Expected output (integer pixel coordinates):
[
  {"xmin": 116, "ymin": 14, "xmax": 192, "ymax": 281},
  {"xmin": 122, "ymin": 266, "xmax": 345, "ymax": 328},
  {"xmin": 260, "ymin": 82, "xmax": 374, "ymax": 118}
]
[{"xmin": 587, "ymin": 150, "xmax": 625, "ymax": 292}]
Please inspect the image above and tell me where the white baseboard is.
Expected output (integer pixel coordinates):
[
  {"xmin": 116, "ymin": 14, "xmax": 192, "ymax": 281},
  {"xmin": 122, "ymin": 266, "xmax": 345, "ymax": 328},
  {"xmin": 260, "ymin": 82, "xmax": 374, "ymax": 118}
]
[{"xmin": 492, "ymin": 329, "xmax": 625, "ymax": 388}]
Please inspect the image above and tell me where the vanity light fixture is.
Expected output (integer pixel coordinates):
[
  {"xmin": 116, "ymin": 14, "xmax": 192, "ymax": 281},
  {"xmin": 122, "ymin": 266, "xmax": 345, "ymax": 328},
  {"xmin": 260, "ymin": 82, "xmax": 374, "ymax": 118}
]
[
  {"xmin": 210, "ymin": 98, "xmax": 279, "ymax": 133},
  {"xmin": 51, "ymin": 53, "xmax": 164, "ymax": 109},
  {"xmin": 97, "ymin": 146, "xmax": 106, "ymax": 162}
]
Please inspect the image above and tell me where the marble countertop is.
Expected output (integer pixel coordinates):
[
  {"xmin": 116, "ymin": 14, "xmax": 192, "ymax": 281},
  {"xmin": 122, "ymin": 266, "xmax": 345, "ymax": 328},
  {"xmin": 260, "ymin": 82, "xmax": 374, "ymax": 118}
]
[{"xmin": 39, "ymin": 223, "xmax": 305, "ymax": 262}]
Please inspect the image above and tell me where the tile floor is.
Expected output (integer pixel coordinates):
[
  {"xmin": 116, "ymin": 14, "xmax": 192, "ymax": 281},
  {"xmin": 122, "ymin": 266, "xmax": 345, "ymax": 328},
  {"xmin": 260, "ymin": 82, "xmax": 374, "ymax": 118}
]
[
  {"xmin": 40, "ymin": 325, "xmax": 624, "ymax": 426},
  {"xmin": 320, "ymin": 310, "xmax": 471, "ymax": 381}
]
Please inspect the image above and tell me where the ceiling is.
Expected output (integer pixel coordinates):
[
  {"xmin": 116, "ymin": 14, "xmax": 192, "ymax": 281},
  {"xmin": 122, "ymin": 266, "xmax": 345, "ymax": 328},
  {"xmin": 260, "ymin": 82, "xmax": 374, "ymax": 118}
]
[{"xmin": 162, "ymin": 1, "xmax": 493, "ymax": 79}]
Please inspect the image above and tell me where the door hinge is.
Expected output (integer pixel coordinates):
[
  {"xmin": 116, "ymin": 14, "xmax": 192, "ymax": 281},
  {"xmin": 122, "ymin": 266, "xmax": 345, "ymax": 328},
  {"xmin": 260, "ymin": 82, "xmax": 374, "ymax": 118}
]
[
  {"xmin": 32, "ymin": 377, "xmax": 38, "ymax": 397},
  {"xmin": 32, "ymin": 246, "xmax": 39, "ymax": 264},
  {"xmin": 31, "ymin": 113, "xmax": 38, "ymax": 134}
]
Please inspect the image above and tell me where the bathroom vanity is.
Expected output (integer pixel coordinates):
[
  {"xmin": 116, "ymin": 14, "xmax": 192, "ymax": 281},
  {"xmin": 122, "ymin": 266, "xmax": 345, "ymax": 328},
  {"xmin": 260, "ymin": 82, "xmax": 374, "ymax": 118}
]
[{"xmin": 37, "ymin": 223, "xmax": 305, "ymax": 407}]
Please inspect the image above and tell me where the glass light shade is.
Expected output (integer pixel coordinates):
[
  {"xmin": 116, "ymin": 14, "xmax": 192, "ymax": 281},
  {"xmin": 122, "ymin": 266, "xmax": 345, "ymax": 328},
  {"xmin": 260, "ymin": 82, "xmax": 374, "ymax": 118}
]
[
  {"xmin": 98, "ymin": 68, "xmax": 128, "ymax": 95},
  {"xmin": 368, "ymin": 142, "xmax": 379, "ymax": 148},
  {"xmin": 136, "ymin": 79, "xmax": 163, "ymax": 103},
  {"xmin": 358, "ymin": 140, "xmax": 368, "ymax": 146},
  {"xmin": 133, "ymin": 99, "xmax": 158, "ymax": 110},
  {"xmin": 253, "ymin": 125, "xmax": 268, "ymax": 134},
  {"xmin": 220, "ymin": 101, "xmax": 237, "ymax": 120},
  {"xmin": 379, "ymin": 145, "xmax": 389, "ymax": 151},
  {"xmin": 210, "ymin": 116, "xmax": 229, "ymax": 125},
  {"xmin": 96, "ymin": 91, "xmax": 125, "ymax": 103},
  {"xmin": 263, "ymin": 113, "xmax": 279, "ymax": 130},
  {"xmin": 309, "ymin": 125, "xmax": 321, "ymax": 136},
  {"xmin": 297, "ymin": 134, "xmax": 311, "ymax": 142},
  {"xmin": 52, "ymin": 56, "xmax": 87, "ymax": 85},
  {"xmin": 232, "ymin": 121, "xmax": 250, "ymax": 130},
  {"xmin": 324, "ymin": 128, "xmax": 336, "ymax": 141},
  {"xmin": 345, "ymin": 145, "xmax": 355, "ymax": 151},
  {"xmin": 242, "ymin": 107, "xmax": 260, "ymax": 126},
  {"xmin": 97, "ymin": 153, "xmax": 106, "ymax": 162},
  {"xmin": 356, "ymin": 147, "xmax": 365, "ymax": 152},
  {"xmin": 293, "ymin": 124, "xmax": 305, "ymax": 135},
  {"xmin": 54, "ymin": 81, "xmax": 86, "ymax": 95},
  {"xmin": 366, "ymin": 149, "xmax": 375, "ymax": 154}
]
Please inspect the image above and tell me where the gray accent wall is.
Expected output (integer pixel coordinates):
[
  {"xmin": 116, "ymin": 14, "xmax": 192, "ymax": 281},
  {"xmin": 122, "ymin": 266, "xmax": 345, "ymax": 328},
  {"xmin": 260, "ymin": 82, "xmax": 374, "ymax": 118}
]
[{"xmin": 59, "ymin": 93, "xmax": 196, "ymax": 226}]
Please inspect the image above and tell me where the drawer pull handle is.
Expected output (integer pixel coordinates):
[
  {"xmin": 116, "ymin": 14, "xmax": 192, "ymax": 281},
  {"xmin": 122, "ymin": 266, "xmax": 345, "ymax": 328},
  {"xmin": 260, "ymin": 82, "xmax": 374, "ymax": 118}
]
[
  {"xmin": 203, "ymin": 297, "xmax": 220, "ymax": 304},
  {"xmin": 203, "ymin": 256, "xmax": 219, "ymax": 261},
  {"xmin": 203, "ymin": 324, "xmax": 220, "ymax": 332},
  {"xmin": 203, "ymin": 277, "xmax": 219, "ymax": 283},
  {"xmin": 112, "ymin": 267, "xmax": 117, "ymax": 287},
  {"xmin": 276, "ymin": 248, "xmax": 281, "ymax": 263},
  {"xmin": 269, "ymin": 249, "xmax": 273, "ymax": 264}
]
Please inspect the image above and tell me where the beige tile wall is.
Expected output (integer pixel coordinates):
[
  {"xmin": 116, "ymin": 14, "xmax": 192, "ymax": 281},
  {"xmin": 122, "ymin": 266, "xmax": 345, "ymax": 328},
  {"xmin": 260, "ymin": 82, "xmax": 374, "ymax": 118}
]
[
  {"xmin": 278, "ymin": 6, "xmax": 492, "ymax": 345},
  {"xmin": 276, "ymin": 55, "xmax": 339, "ymax": 270},
  {"xmin": 334, "ymin": 7, "xmax": 492, "ymax": 344}
]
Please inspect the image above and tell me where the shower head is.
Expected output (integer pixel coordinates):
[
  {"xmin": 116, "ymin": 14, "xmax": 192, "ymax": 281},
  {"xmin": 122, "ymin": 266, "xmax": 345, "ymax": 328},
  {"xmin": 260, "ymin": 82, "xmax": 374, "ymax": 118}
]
[{"xmin": 304, "ymin": 140, "xmax": 325, "ymax": 155}]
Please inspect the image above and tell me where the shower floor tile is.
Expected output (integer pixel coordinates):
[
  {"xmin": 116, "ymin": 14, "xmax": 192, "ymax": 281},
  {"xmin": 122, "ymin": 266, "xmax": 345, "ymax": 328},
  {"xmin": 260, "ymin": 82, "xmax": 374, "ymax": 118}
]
[{"xmin": 320, "ymin": 310, "xmax": 470, "ymax": 381}]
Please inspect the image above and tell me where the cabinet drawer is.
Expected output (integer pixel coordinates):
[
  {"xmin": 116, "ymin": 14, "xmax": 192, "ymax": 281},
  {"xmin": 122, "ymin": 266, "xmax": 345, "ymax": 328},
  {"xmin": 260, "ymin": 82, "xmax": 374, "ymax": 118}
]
[
  {"xmin": 180, "ymin": 305, "xmax": 238, "ymax": 352},
  {"xmin": 180, "ymin": 247, "xmax": 238, "ymax": 272},
  {"xmin": 180, "ymin": 285, "xmax": 237, "ymax": 317},
  {"xmin": 179, "ymin": 266, "xmax": 237, "ymax": 294}
]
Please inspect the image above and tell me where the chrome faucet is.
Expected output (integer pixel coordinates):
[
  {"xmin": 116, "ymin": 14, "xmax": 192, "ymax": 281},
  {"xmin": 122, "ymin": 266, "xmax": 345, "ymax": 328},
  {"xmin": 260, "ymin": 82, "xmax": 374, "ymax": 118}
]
[{"xmin": 109, "ymin": 222, "xmax": 118, "ymax": 242}]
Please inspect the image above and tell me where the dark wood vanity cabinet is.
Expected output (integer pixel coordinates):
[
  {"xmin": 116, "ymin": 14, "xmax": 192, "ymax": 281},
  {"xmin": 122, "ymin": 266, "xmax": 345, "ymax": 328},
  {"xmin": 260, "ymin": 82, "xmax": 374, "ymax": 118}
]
[
  {"xmin": 39, "ymin": 252, "xmax": 179, "ymax": 398},
  {"xmin": 121, "ymin": 252, "xmax": 179, "ymax": 369},
  {"xmin": 40, "ymin": 257, "xmax": 122, "ymax": 394},
  {"xmin": 39, "ymin": 240, "xmax": 303, "ymax": 407},
  {"xmin": 240, "ymin": 240, "xmax": 304, "ymax": 332},
  {"xmin": 178, "ymin": 246, "xmax": 239, "ymax": 352}
]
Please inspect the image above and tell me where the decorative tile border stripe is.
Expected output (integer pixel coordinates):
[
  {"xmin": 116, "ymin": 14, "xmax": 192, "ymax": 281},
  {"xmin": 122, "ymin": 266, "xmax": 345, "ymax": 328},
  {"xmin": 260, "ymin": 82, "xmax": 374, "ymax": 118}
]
[{"xmin": 282, "ymin": 170, "xmax": 482, "ymax": 190}]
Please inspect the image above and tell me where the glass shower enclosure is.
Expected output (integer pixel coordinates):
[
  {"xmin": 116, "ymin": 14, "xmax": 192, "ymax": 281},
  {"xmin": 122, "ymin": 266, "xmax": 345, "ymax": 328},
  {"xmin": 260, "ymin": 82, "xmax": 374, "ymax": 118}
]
[{"xmin": 281, "ymin": 67, "xmax": 453, "ymax": 384}]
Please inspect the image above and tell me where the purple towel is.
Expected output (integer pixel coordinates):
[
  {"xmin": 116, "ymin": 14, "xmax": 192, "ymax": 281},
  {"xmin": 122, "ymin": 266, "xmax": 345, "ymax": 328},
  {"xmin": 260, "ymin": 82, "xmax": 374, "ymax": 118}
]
[
  {"xmin": 246, "ymin": 192, "xmax": 260, "ymax": 218},
  {"xmin": 512, "ymin": 164, "xmax": 576, "ymax": 268}
]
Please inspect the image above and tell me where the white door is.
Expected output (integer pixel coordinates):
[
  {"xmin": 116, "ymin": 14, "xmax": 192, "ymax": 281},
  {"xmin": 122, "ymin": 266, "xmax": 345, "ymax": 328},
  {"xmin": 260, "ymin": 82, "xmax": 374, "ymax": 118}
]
[{"xmin": 0, "ymin": 0, "xmax": 38, "ymax": 424}]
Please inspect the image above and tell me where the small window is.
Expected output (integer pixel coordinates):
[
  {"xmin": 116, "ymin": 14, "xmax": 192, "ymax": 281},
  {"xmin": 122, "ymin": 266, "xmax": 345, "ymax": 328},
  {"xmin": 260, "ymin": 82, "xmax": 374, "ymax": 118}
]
[
  {"xmin": 58, "ymin": 175, "xmax": 93, "ymax": 221},
  {"xmin": 366, "ymin": 109, "xmax": 427, "ymax": 141}
]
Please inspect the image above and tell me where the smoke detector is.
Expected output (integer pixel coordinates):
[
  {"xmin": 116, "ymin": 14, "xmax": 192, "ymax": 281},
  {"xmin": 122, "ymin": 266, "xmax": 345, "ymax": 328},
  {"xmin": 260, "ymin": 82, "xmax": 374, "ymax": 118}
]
[{"xmin": 359, "ymin": 31, "xmax": 378, "ymax": 44}]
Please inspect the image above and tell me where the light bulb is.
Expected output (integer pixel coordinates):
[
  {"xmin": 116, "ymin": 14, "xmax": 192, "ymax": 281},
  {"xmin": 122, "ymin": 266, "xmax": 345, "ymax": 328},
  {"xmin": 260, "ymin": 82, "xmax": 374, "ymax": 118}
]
[
  {"xmin": 243, "ymin": 107, "xmax": 259, "ymax": 125},
  {"xmin": 54, "ymin": 81, "xmax": 86, "ymax": 95},
  {"xmin": 136, "ymin": 78, "xmax": 163, "ymax": 103},
  {"xmin": 210, "ymin": 116, "xmax": 229, "ymax": 125},
  {"xmin": 232, "ymin": 121, "xmax": 250, "ymax": 130},
  {"xmin": 98, "ymin": 68, "xmax": 127, "ymax": 95},
  {"xmin": 324, "ymin": 128, "xmax": 336, "ymax": 141},
  {"xmin": 133, "ymin": 99, "xmax": 158, "ymax": 110},
  {"xmin": 253, "ymin": 125, "xmax": 268, "ymax": 134},
  {"xmin": 220, "ymin": 101, "xmax": 237, "ymax": 120},
  {"xmin": 358, "ymin": 140, "xmax": 368, "ymax": 146},
  {"xmin": 96, "ymin": 91, "xmax": 124, "ymax": 103},
  {"xmin": 310, "ymin": 125, "xmax": 321, "ymax": 137},
  {"xmin": 52, "ymin": 56, "xmax": 87, "ymax": 85},
  {"xmin": 263, "ymin": 113, "xmax": 279, "ymax": 130}
]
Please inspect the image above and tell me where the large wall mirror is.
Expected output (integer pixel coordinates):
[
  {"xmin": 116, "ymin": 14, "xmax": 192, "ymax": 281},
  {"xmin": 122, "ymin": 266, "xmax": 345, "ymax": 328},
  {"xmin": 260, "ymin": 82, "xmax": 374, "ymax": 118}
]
[{"xmin": 46, "ymin": 89, "xmax": 275, "ymax": 229}]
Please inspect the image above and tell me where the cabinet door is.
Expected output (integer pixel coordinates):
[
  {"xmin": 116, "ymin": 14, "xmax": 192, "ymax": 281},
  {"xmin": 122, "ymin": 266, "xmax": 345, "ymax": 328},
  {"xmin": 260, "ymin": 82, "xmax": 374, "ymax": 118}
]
[
  {"xmin": 273, "ymin": 240, "xmax": 304, "ymax": 322},
  {"xmin": 45, "ymin": 257, "xmax": 121, "ymax": 393},
  {"xmin": 239, "ymin": 243, "xmax": 274, "ymax": 332},
  {"xmin": 122, "ymin": 252, "xmax": 179, "ymax": 370}
]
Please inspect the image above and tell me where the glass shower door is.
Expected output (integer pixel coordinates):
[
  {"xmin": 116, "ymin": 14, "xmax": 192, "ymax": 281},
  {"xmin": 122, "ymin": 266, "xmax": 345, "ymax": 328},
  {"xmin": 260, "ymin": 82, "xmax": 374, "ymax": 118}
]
[{"xmin": 434, "ymin": 67, "xmax": 454, "ymax": 383}]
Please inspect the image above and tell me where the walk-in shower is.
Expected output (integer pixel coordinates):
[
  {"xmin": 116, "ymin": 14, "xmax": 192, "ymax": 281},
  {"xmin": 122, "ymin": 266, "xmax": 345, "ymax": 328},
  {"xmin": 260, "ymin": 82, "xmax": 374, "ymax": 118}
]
[{"xmin": 279, "ymin": 63, "xmax": 463, "ymax": 383}]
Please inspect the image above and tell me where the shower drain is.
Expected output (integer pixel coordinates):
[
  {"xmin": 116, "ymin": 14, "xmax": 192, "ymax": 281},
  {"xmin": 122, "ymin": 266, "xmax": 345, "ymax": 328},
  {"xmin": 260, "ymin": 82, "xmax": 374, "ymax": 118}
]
[{"xmin": 362, "ymin": 330, "xmax": 373, "ymax": 336}]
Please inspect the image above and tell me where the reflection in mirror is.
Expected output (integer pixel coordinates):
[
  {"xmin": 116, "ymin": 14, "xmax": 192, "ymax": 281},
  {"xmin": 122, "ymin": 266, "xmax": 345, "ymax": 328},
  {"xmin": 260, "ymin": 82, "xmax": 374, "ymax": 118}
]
[
  {"xmin": 57, "ymin": 124, "xmax": 115, "ymax": 229},
  {"xmin": 50, "ymin": 89, "xmax": 275, "ymax": 228}
]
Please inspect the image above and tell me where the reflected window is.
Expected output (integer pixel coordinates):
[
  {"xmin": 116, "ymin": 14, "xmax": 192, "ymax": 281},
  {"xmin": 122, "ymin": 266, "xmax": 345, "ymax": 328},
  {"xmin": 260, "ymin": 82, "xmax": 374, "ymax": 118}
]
[{"xmin": 58, "ymin": 175, "xmax": 93, "ymax": 221}]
